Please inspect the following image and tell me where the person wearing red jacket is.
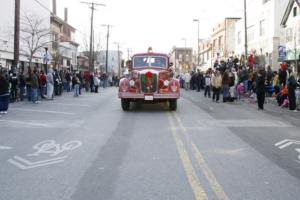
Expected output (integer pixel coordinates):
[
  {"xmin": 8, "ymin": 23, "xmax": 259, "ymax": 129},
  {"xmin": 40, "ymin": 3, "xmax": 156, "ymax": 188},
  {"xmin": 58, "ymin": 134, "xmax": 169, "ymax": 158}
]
[{"xmin": 39, "ymin": 70, "xmax": 47, "ymax": 98}]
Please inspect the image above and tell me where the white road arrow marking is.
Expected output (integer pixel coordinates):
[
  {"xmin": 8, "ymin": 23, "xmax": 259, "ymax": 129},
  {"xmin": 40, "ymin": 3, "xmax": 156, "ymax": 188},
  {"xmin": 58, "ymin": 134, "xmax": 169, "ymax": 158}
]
[
  {"xmin": 0, "ymin": 146, "xmax": 12, "ymax": 150},
  {"xmin": 274, "ymin": 139, "xmax": 300, "ymax": 149},
  {"xmin": 8, "ymin": 155, "xmax": 67, "ymax": 170}
]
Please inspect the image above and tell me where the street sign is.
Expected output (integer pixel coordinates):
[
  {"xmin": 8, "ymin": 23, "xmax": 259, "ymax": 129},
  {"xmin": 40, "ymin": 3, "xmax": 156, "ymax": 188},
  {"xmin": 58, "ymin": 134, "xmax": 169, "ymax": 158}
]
[{"xmin": 278, "ymin": 45, "xmax": 287, "ymax": 62}]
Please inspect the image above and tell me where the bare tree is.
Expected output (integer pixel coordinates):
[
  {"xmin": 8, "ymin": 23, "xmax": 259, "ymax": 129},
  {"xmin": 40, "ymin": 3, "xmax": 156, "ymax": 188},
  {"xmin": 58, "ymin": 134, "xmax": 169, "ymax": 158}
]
[
  {"xmin": 50, "ymin": 43, "xmax": 61, "ymax": 69},
  {"xmin": 20, "ymin": 14, "xmax": 52, "ymax": 68}
]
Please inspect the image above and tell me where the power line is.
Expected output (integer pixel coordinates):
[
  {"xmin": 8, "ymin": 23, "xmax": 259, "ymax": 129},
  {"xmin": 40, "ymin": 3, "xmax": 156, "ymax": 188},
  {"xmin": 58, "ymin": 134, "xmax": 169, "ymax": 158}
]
[{"xmin": 32, "ymin": 0, "xmax": 53, "ymax": 15}]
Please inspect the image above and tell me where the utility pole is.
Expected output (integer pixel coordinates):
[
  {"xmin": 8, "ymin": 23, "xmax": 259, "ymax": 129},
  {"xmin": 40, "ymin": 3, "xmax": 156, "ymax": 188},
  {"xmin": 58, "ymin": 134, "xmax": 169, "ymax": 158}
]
[
  {"xmin": 102, "ymin": 24, "xmax": 112, "ymax": 74},
  {"xmin": 244, "ymin": 0, "xmax": 248, "ymax": 67},
  {"xmin": 105, "ymin": 25, "xmax": 109, "ymax": 74},
  {"xmin": 13, "ymin": 0, "xmax": 20, "ymax": 71},
  {"xmin": 114, "ymin": 43, "xmax": 120, "ymax": 77},
  {"xmin": 81, "ymin": 1, "xmax": 105, "ymax": 72}
]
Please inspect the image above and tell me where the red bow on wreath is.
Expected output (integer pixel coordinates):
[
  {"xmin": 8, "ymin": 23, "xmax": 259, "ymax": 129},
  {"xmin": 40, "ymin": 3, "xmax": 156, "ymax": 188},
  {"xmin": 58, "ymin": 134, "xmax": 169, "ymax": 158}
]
[{"xmin": 145, "ymin": 71, "xmax": 153, "ymax": 79}]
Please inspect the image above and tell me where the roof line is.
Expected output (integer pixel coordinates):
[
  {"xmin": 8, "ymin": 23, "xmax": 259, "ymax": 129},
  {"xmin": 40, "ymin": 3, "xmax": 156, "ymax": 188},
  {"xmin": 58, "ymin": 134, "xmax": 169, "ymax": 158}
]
[{"xmin": 281, "ymin": 0, "xmax": 295, "ymax": 26}]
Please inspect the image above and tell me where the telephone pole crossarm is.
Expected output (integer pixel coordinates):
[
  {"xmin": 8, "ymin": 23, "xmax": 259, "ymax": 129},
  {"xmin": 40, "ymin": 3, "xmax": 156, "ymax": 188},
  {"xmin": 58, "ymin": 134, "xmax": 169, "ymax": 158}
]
[{"xmin": 80, "ymin": 1, "xmax": 106, "ymax": 72}]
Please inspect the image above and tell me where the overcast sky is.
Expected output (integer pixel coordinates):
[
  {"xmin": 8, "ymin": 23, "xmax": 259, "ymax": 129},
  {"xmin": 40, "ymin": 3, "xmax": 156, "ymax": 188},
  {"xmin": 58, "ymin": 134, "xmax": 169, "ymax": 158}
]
[{"xmin": 54, "ymin": 0, "xmax": 243, "ymax": 55}]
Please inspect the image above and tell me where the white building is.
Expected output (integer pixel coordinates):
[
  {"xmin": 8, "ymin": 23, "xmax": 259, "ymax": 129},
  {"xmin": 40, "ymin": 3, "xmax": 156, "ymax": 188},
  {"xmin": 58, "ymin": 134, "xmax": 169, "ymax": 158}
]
[
  {"xmin": 96, "ymin": 50, "xmax": 122, "ymax": 75},
  {"xmin": 280, "ymin": 0, "xmax": 300, "ymax": 72},
  {"xmin": 235, "ymin": 0, "xmax": 289, "ymax": 70},
  {"xmin": 0, "ymin": 0, "xmax": 50, "ymax": 70},
  {"xmin": 199, "ymin": 39, "xmax": 212, "ymax": 72},
  {"xmin": 211, "ymin": 18, "xmax": 240, "ymax": 62}
]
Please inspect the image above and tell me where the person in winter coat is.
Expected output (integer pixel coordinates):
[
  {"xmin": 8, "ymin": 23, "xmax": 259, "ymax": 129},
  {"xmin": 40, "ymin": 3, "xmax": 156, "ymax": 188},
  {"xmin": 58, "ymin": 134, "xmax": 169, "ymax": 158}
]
[
  {"xmin": 279, "ymin": 63, "xmax": 287, "ymax": 86},
  {"xmin": 65, "ymin": 69, "xmax": 71, "ymax": 92},
  {"xmin": 204, "ymin": 72, "xmax": 211, "ymax": 98},
  {"xmin": 90, "ymin": 73, "xmax": 95, "ymax": 92},
  {"xmin": 287, "ymin": 72, "xmax": 300, "ymax": 111},
  {"xmin": 9, "ymin": 72, "xmax": 18, "ymax": 102},
  {"xmin": 46, "ymin": 68, "xmax": 54, "ymax": 100},
  {"xmin": 31, "ymin": 69, "xmax": 40, "ymax": 103},
  {"xmin": 18, "ymin": 73, "xmax": 26, "ymax": 101},
  {"xmin": 222, "ymin": 70, "xmax": 230, "ymax": 102},
  {"xmin": 272, "ymin": 71, "xmax": 280, "ymax": 95},
  {"xmin": 93, "ymin": 75, "xmax": 99, "ymax": 93},
  {"xmin": 72, "ymin": 73, "xmax": 80, "ymax": 97},
  {"xmin": 190, "ymin": 72, "xmax": 196, "ymax": 90},
  {"xmin": 256, "ymin": 68, "xmax": 266, "ymax": 110},
  {"xmin": 196, "ymin": 70, "xmax": 203, "ymax": 92},
  {"xmin": 184, "ymin": 71, "xmax": 191, "ymax": 90},
  {"xmin": 0, "ymin": 72, "xmax": 10, "ymax": 114},
  {"xmin": 53, "ymin": 69, "xmax": 62, "ymax": 95},
  {"xmin": 211, "ymin": 70, "xmax": 222, "ymax": 102},
  {"xmin": 39, "ymin": 70, "xmax": 47, "ymax": 98},
  {"xmin": 25, "ymin": 69, "xmax": 32, "ymax": 101}
]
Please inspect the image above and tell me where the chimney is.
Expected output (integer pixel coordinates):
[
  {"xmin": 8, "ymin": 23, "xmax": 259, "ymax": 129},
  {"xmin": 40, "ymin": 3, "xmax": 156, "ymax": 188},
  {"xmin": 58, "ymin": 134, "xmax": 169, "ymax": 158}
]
[
  {"xmin": 64, "ymin": 8, "xmax": 68, "ymax": 22},
  {"xmin": 52, "ymin": 0, "xmax": 56, "ymax": 15}
]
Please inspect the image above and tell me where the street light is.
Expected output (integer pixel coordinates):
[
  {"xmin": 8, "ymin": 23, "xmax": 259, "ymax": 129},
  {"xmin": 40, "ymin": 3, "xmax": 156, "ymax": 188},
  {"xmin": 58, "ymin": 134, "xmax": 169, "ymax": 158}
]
[{"xmin": 193, "ymin": 19, "xmax": 200, "ymax": 67}]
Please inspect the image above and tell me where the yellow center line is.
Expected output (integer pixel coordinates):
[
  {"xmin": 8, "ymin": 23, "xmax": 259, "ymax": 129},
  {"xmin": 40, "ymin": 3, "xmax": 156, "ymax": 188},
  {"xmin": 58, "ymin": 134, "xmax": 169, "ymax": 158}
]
[
  {"xmin": 167, "ymin": 113, "xmax": 208, "ymax": 200},
  {"xmin": 174, "ymin": 113, "xmax": 230, "ymax": 200}
]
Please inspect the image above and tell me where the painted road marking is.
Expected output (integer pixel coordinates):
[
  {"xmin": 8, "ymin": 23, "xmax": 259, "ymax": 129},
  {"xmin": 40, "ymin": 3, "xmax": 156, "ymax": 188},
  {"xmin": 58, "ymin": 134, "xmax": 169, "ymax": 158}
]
[
  {"xmin": 27, "ymin": 140, "xmax": 82, "ymax": 157},
  {"xmin": 0, "ymin": 120, "xmax": 49, "ymax": 128},
  {"xmin": 43, "ymin": 102, "xmax": 91, "ymax": 107},
  {"xmin": 0, "ymin": 120, "xmax": 85, "ymax": 128},
  {"xmin": 174, "ymin": 114, "xmax": 230, "ymax": 200},
  {"xmin": 0, "ymin": 146, "xmax": 12, "ymax": 150},
  {"xmin": 167, "ymin": 113, "xmax": 208, "ymax": 200},
  {"xmin": 274, "ymin": 139, "xmax": 300, "ymax": 149},
  {"xmin": 197, "ymin": 119, "xmax": 290, "ymax": 128},
  {"xmin": 8, "ymin": 155, "xmax": 66, "ymax": 170},
  {"xmin": 275, "ymin": 139, "xmax": 300, "ymax": 164},
  {"xmin": 8, "ymin": 140, "xmax": 82, "ymax": 170},
  {"xmin": 10, "ymin": 108, "xmax": 74, "ymax": 115}
]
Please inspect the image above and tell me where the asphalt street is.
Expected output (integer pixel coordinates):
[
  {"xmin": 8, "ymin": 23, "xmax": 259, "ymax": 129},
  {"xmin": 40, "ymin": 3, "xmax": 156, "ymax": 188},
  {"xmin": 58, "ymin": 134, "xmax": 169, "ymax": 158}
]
[{"xmin": 0, "ymin": 87, "xmax": 300, "ymax": 200}]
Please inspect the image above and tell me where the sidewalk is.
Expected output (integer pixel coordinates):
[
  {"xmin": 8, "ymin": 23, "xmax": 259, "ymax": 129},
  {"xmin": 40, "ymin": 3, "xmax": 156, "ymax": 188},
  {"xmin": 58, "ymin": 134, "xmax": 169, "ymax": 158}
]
[{"xmin": 236, "ymin": 95, "xmax": 300, "ymax": 127}]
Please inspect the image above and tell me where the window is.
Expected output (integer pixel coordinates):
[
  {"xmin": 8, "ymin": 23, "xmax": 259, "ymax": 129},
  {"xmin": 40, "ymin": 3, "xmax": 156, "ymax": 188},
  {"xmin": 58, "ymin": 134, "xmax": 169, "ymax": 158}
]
[
  {"xmin": 260, "ymin": 19, "xmax": 266, "ymax": 36},
  {"xmin": 247, "ymin": 25, "xmax": 254, "ymax": 41},
  {"xmin": 133, "ymin": 56, "xmax": 167, "ymax": 68},
  {"xmin": 286, "ymin": 28, "xmax": 293, "ymax": 42},
  {"xmin": 179, "ymin": 54, "xmax": 182, "ymax": 62},
  {"xmin": 238, "ymin": 31, "xmax": 242, "ymax": 44},
  {"xmin": 218, "ymin": 36, "xmax": 223, "ymax": 48},
  {"xmin": 186, "ymin": 54, "xmax": 190, "ymax": 62},
  {"xmin": 293, "ymin": 7, "xmax": 297, "ymax": 17}
]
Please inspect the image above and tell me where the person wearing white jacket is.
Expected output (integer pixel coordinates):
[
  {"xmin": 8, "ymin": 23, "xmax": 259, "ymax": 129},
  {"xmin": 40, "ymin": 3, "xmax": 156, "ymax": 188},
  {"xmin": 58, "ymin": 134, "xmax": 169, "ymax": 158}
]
[
  {"xmin": 229, "ymin": 68, "xmax": 238, "ymax": 100},
  {"xmin": 93, "ymin": 75, "xmax": 100, "ymax": 93},
  {"xmin": 184, "ymin": 71, "xmax": 191, "ymax": 90},
  {"xmin": 46, "ymin": 68, "xmax": 54, "ymax": 100}
]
